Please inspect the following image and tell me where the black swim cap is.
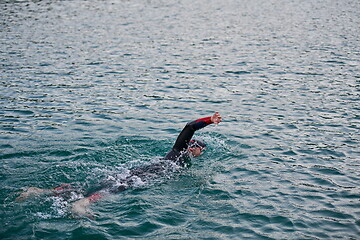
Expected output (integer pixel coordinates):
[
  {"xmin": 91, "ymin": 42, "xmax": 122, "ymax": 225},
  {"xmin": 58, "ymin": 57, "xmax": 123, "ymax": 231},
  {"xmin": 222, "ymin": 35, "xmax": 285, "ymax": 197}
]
[{"xmin": 189, "ymin": 139, "xmax": 206, "ymax": 149}]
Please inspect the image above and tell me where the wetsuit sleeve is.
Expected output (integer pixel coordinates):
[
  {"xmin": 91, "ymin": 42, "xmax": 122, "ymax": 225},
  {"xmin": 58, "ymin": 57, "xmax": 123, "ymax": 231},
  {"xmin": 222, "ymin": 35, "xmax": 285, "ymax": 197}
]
[{"xmin": 172, "ymin": 116, "xmax": 213, "ymax": 152}]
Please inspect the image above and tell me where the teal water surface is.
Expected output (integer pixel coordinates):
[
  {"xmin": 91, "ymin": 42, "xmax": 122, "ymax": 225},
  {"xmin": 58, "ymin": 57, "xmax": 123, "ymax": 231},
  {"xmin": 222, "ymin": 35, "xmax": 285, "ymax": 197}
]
[{"xmin": 1, "ymin": 0, "xmax": 360, "ymax": 239}]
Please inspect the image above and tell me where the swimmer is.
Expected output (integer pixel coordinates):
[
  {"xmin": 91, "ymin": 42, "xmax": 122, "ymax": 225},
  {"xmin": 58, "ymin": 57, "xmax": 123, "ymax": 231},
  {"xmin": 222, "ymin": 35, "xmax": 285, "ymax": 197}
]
[{"xmin": 17, "ymin": 112, "xmax": 222, "ymax": 218}]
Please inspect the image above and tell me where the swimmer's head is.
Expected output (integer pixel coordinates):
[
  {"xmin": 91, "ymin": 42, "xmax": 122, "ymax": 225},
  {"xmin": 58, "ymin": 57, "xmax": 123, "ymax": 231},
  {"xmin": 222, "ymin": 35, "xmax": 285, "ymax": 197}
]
[{"xmin": 188, "ymin": 139, "xmax": 206, "ymax": 157}]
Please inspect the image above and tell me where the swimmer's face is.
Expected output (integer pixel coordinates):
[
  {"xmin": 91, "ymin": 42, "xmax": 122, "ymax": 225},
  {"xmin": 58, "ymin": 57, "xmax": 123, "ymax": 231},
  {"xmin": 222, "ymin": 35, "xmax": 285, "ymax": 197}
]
[{"xmin": 188, "ymin": 147, "xmax": 204, "ymax": 157}]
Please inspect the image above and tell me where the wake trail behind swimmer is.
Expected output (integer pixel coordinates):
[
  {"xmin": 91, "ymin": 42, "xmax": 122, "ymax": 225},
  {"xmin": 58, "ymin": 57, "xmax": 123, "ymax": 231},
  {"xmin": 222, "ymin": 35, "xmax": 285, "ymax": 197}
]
[{"xmin": 17, "ymin": 112, "xmax": 223, "ymax": 218}]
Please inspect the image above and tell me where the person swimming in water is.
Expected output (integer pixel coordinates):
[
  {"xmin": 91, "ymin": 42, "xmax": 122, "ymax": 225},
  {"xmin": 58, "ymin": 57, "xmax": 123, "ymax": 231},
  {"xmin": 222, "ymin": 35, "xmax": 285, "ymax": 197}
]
[{"xmin": 17, "ymin": 112, "xmax": 222, "ymax": 217}]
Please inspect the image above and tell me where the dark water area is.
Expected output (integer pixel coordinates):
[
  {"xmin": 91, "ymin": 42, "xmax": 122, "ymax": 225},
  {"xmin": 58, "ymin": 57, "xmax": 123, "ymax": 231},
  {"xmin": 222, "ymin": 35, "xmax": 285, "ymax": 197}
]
[{"xmin": 1, "ymin": 0, "xmax": 359, "ymax": 239}]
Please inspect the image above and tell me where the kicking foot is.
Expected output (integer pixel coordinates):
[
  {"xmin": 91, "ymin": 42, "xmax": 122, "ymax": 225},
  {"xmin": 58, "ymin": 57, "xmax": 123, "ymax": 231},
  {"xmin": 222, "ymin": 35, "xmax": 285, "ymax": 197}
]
[
  {"xmin": 71, "ymin": 198, "xmax": 94, "ymax": 219},
  {"xmin": 16, "ymin": 187, "xmax": 48, "ymax": 202}
]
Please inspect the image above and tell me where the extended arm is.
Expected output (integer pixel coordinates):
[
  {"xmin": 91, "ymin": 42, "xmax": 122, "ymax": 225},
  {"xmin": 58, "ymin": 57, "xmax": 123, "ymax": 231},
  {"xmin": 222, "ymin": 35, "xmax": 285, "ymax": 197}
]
[{"xmin": 172, "ymin": 112, "xmax": 222, "ymax": 152}]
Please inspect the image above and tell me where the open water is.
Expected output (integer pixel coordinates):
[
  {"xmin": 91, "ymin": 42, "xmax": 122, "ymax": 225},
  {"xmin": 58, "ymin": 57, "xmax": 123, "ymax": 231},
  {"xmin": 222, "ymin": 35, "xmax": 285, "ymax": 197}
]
[{"xmin": 1, "ymin": 0, "xmax": 359, "ymax": 239}]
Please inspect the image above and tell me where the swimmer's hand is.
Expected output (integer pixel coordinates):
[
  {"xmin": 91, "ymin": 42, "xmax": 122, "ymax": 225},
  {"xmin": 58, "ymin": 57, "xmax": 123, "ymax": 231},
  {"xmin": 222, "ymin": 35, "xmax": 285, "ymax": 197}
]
[{"xmin": 211, "ymin": 112, "xmax": 222, "ymax": 125}]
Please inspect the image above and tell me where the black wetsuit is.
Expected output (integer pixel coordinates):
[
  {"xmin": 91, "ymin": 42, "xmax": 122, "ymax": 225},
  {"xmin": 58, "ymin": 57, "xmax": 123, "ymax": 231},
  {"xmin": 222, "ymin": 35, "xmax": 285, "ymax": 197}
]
[
  {"xmin": 164, "ymin": 116, "xmax": 212, "ymax": 165},
  {"xmin": 86, "ymin": 116, "xmax": 213, "ymax": 197}
]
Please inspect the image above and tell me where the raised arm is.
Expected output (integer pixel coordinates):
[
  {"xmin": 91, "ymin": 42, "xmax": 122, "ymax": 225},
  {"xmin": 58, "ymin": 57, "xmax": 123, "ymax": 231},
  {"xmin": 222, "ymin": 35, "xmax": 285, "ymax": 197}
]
[{"xmin": 172, "ymin": 112, "xmax": 222, "ymax": 152}]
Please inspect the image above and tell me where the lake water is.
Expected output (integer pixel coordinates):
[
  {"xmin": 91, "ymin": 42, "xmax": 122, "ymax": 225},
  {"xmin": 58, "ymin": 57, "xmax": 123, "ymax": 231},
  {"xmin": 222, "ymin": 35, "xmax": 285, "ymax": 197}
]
[{"xmin": 1, "ymin": 0, "xmax": 359, "ymax": 239}]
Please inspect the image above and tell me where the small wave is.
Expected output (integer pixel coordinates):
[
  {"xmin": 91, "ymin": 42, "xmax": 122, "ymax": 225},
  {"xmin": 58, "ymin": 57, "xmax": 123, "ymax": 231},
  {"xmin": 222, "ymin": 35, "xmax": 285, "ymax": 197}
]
[{"xmin": 34, "ymin": 193, "xmax": 83, "ymax": 220}]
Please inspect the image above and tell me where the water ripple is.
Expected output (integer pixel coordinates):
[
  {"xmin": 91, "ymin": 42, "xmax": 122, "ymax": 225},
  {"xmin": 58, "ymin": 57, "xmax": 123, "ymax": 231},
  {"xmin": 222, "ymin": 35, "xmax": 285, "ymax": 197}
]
[{"xmin": 1, "ymin": 0, "xmax": 360, "ymax": 239}]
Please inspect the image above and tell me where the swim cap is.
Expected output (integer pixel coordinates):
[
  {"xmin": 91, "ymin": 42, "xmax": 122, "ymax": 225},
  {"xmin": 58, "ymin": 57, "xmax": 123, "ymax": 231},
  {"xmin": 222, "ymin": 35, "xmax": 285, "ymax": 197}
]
[{"xmin": 189, "ymin": 139, "xmax": 206, "ymax": 149}]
